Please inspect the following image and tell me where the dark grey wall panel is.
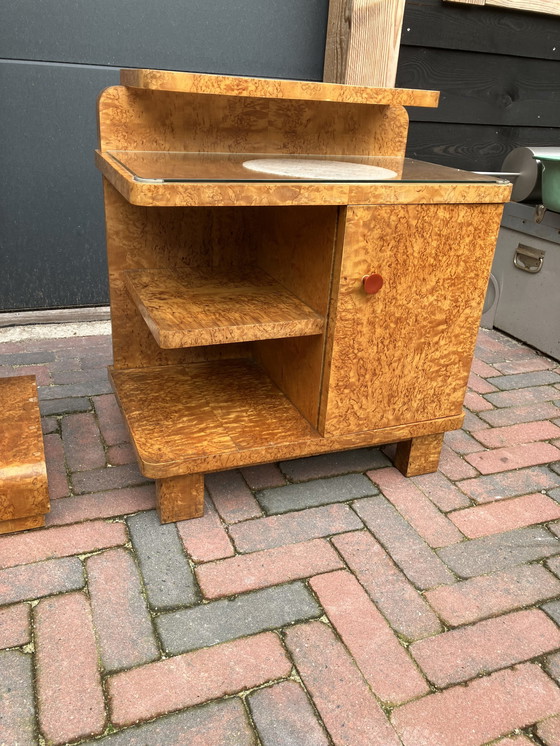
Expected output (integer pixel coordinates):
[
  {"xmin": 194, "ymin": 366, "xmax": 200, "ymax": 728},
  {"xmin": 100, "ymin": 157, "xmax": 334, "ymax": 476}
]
[
  {"xmin": 0, "ymin": 61, "xmax": 119, "ymax": 310},
  {"xmin": 0, "ymin": 0, "xmax": 329, "ymax": 81}
]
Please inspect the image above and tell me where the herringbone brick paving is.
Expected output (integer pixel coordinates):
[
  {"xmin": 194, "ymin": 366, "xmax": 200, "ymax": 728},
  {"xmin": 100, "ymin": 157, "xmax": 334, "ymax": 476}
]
[{"xmin": 1, "ymin": 327, "xmax": 560, "ymax": 745}]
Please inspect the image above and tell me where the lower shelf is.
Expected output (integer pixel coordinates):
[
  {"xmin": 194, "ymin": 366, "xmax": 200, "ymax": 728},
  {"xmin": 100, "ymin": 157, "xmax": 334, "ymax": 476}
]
[{"xmin": 110, "ymin": 359, "xmax": 464, "ymax": 479}]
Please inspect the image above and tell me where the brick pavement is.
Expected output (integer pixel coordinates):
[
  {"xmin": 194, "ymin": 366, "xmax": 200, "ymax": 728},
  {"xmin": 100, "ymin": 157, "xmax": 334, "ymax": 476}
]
[{"xmin": 1, "ymin": 326, "xmax": 560, "ymax": 745}]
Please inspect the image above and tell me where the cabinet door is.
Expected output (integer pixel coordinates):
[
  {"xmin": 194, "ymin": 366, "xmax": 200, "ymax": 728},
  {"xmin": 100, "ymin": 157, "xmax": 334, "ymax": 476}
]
[{"xmin": 319, "ymin": 203, "xmax": 504, "ymax": 436}]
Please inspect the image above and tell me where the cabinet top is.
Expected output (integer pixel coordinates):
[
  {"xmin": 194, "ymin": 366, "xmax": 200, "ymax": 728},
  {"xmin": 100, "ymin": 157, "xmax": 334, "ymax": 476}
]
[{"xmin": 120, "ymin": 68, "xmax": 440, "ymax": 109}]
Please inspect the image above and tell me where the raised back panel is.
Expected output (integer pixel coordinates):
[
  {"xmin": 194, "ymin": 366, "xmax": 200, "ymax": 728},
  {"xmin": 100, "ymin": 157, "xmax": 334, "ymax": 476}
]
[{"xmin": 98, "ymin": 86, "xmax": 409, "ymax": 158}]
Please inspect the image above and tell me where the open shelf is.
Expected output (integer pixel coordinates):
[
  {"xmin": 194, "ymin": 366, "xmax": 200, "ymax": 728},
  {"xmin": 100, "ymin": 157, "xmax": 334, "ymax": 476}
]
[
  {"xmin": 124, "ymin": 267, "xmax": 325, "ymax": 348},
  {"xmin": 110, "ymin": 359, "xmax": 321, "ymax": 477},
  {"xmin": 120, "ymin": 68, "xmax": 440, "ymax": 108}
]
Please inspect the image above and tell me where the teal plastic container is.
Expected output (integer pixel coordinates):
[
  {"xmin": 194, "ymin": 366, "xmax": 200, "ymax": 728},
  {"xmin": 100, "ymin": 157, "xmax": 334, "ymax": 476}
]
[{"xmin": 534, "ymin": 154, "xmax": 560, "ymax": 212}]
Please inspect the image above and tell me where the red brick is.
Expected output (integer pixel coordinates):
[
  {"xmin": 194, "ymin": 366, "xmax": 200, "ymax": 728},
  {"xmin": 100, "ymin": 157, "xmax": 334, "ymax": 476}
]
[
  {"xmin": 93, "ymin": 394, "xmax": 129, "ymax": 445},
  {"xmin": 457, "ymin": 466, "xmax": 559, "ymax": 503},
  {"xmin": 196, "ymin": 538, "xmax": 343, "ymax": 598},
  {"xmin": 311, "ymin": 571, "xmax": 429, "ymax": 704},
  {"xmin": 176, "ymin": 497, "xmax": 235, "ymax": 562},
  {"xmin": 0, "ymin": 604, "xmax": 31, "ymax": 649},
  {"xmin": 485, "ymin": 385, "xmax": 560, "ymax": 408},
  {"xmin": 464, "ymin": 391, "xmax": 494, "ymax": 412},
  {"xmin": 439, "ymin": 445, "xmax": 479, "ymax": 480},
  {"xmin": 205, "ymin": 470, "xmax": 262, "ymax": 523},
  {"xmin": 285, "ymin": 621, "xmax": 400, "ymax": 746},
  {"xmin": 0, "ymin": 557, "xmax": 84, "ymax": 605},
  {"xmin": 494, "ymin": 357, "xmax": 557, "ymax": 375},
  {"xmin": 240, "ymin": 463, "xmax": 286, "ymax": 490},
  {"xmin": 45, "ymin": 485, "xmax": 155, "ymax": 526},
  {"xmin": 106, "ymin": 442, "xmax": 136, "ymax": 465},
  {"xmin": 61, "ymin": 412, "xmax": 106, "ymax": 472},
  {"xmin": 537, "ymin": 715, "xmax": 560, "ymax": 746},
  {"xmin": 411, "ymin": 472, "xmax": 472, "ymax": 511},
  {"xmin": 391, "ymin": 663, "xmax": 560, "ymax": 746},
  {"xmin": 248, "ymin": 680, "xmax": 329, "ymax": 746},
  {"xmin": 468, "ymin": 371, "xmax": 498, "ymax": 394},
  {"xmin": 332, "ymin": 531, "xmax": 442, "ymax": 641},
  {"xmin": 43, "ymin": 433, "xmax": 69, "ymax": 499},
  {"xmin": 425, "ymin": 564, "xmax": 560, "ymax": 626},
  {"xmin": 472, "ymin": 420, "xmax": 560, "ymax": 449},
  {"xmin": 480, "ymin": 401, "xmax": 560, "ymax": 428},
  {"xmin": 410, "ymin": 609, "xmax": 560, "ymax": 687},
  {"xmin": 86, "ymin": 548, "xmax": 159, "ymax": 672},
  {"xmin": 444, "ymin": 429, "xmax": 485, "ymax": 454},
  {"xmin": 108, "ymin": 632, "xmax": 291, "ymax": 726},
  {"xmin": 370, "ymin": 467, "xmax": 464, "ymax": 547},
  {"xmin": 449, "ymin": 493, "xmax": 560, "ymax": 538},
  {"xmin": 465, "ymin": 442, "xmax": 560, "ymax": 474},
  {"xmin": 0, "ymin": 519, "xmax": 127, "ymax": 569},
  {"xmin": 229, "ymin": 503, "xmax": 362, "ymax": 553},
  {"xmin": 35, "ymin": 592, "xmax": 106, "ymax": 744},
  {"xmin": 462, "ymin": 410, "xmax": 491, "ymax": 432},
  {"xmin": 471, "ymin": 358, "xmax": 499, "ymax": 378}
]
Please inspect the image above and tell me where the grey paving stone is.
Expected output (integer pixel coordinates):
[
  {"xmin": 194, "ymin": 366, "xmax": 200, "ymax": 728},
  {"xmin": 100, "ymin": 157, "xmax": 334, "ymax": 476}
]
[
  {"xmin": 280, "ymin": 447, "xmax": 390, "ymax": 482},
  {"xmin": 80, "ymin": 699, "xmax": 255, "ymax": 746},
  {"xmin": 487, "ymin": 370, "xmax": 560, "ymax": 390},
  {"xmin": 542, "ymin": 600, "xmax": 560, "ymax": 627},
  {"xmin": 457, "ymin": 466, "xmax": 560, "ymax": 503},
  {"xmin": 549, "ymin": 487, "xmax": 560, "ymax": 503},
  {"xmin": 248, "ymin": 680, "xmax": 329, "ymax": 746},
  {"xmin": 38, "ymin": 380, "xmax": 112, "ymax": 400},
  {"xmin": 0, "ymin": 651, "xmax": 36, "ymax": 746},
  {"xmin": 257, "ymin": 474, "xmax": 378, "ymax": 514},
  {"xmin": 39, "ymin": 397, "xmax": 92, "ymax": 416},
  {"xmin": 126, "ymin": 511, "xmax": 198, "ymax": 610},
  {"xmin": 550, "ymin": 462, "xmax": 560, "ymax": 477},
  {"xmin": 0, "ymin": 351, "xmax": 55, "ymax": 365},
  {"xmin": 72, "ymin": 463, "xmax": 151, "ymax": 494},
  {"xmin": 437, "ymin": 526, "xmax": 560, "ymax": 579},
  {"xmin": 157, "ymin": 582, "xmax": 321, "ymax": 655},
  {"xmin": 352, "ymin": 496, "xmax": 455, "ymax": 590}
]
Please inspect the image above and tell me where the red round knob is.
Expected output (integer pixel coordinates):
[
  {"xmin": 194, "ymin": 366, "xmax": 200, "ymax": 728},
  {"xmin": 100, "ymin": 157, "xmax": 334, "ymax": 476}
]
[{"xmin": 362, "ymin": 273, "xmax": 384, "ymax": 295}]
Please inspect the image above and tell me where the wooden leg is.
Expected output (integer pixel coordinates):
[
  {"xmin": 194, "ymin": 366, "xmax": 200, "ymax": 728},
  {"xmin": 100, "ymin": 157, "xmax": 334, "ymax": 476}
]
[
  {"xmin": 0, "ymin": 514, "xmax": 45, "ymax": 535},
  {"xmin": 393, "ymin": 433, "xmax": 444, "ymax": 477},
  {"xmin": 156, "ymin": 474, "xmax": 205, "ymax": 523}
]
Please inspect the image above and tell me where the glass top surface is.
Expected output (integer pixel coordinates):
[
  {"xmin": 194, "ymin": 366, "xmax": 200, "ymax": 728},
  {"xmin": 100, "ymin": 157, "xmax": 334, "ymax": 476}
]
[{"xmin": 107, "ymin": 151, "xmax": 505, "ymax": 185}]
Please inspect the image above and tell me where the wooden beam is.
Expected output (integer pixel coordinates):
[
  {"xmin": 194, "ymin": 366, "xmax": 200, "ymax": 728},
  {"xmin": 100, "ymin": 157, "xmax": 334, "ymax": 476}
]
[
  {"xmin": 444, "ymin": 0, "xmax": 560, "ymax": 16},
  {"xmin": 323, "ymin": 0, "xmax": 406, "ymax": 87}
]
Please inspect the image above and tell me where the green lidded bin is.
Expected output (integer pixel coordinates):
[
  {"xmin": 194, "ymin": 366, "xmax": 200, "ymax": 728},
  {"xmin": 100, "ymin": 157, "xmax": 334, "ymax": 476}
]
[{"xmin": 534, "ymin": 154, "xmax": 560, "ymax": 213}]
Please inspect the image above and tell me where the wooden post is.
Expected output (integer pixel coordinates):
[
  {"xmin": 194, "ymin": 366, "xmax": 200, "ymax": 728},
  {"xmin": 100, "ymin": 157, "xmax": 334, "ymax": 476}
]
[{"xmin": 323, "ymin": 0, "xmax": 406, "ymax": 87}]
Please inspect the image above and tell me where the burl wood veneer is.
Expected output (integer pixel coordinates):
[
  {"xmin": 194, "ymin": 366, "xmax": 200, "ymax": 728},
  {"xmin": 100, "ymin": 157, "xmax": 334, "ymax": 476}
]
[
  {"xmin": 0, "ymin": 376, "xmax": 49, "ymax": 533},
  {"xmin": 97, "ymin": 69, "xmax": 511, "ymax": 522}
]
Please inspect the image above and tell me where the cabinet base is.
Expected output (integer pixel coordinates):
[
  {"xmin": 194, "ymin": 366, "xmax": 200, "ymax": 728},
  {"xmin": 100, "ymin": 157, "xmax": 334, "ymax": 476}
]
[
  {"xmin": 156, "ymin": 474, "xmax": 205, "ymax": 523},
  {"xmin": 393, "ymin": 433, "xmax": 444, "ymax": 477}
]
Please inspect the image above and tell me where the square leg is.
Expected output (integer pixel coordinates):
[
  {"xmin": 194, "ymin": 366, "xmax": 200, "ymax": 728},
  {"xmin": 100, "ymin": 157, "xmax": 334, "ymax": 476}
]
[
  {"xmin": 393, "ymin": 433, "xmax": 444, "ymax": 477},
  {"xmin": 156, "ymin": 474, "xmax": 205, "ymax": 523}
]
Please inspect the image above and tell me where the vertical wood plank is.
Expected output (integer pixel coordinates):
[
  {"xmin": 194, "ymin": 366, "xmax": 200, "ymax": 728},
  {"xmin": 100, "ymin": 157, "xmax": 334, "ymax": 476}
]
[
  {"xmin": 156, "ymin": 474, "xmax": 205, "ymax": 523},
  {"xmin": 323, "ymin": 0, "xmax": 406, "ymax": 87}
]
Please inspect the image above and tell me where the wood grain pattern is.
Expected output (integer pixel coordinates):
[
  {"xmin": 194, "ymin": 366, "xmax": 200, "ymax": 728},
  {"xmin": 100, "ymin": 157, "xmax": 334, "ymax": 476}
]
[
  {"xmin": 97, "ymin": 85, "xmax": 412, "ymax": 159},
  {"xmin": 156, "ymin": 474, "xmax": 204, "ymax": 523},
  {"xmin": 319, "ymin": 203, "xmax": 505, "ymax": 436},
  {"xmin": 120, "ymin": 68, "xmax": 439, "ymax": 108},
  {"xmin": 324, "ymin": 0, "xmax": 406, "ymax": 87},
  {"xmin": 97, "ymin": 151, "xmax": 511, "ymax": 208},
  {"xmin": 0, "ymin": 376, "xmax": 49, "ymax": 529},
  {"xmin": 109, "ymin": 360, "xmax": 464, "ymax": 479},
  {"xmin": 393, "ymin": 433, "xmax": 444, "ymax": 476},
  {"xmin": 0, "ymin": 515, "xmax": 45, "ymax": 536},
  {"xmin": 124, "ymin": 267, "xmax": 324, "ymax": 348}
]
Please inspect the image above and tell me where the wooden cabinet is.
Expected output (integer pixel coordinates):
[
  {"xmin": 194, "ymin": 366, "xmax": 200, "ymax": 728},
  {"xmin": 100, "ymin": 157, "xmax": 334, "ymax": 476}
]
[{"xmin": 96, "ymin": 69, "xmax": 511, "ymax": 523}]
